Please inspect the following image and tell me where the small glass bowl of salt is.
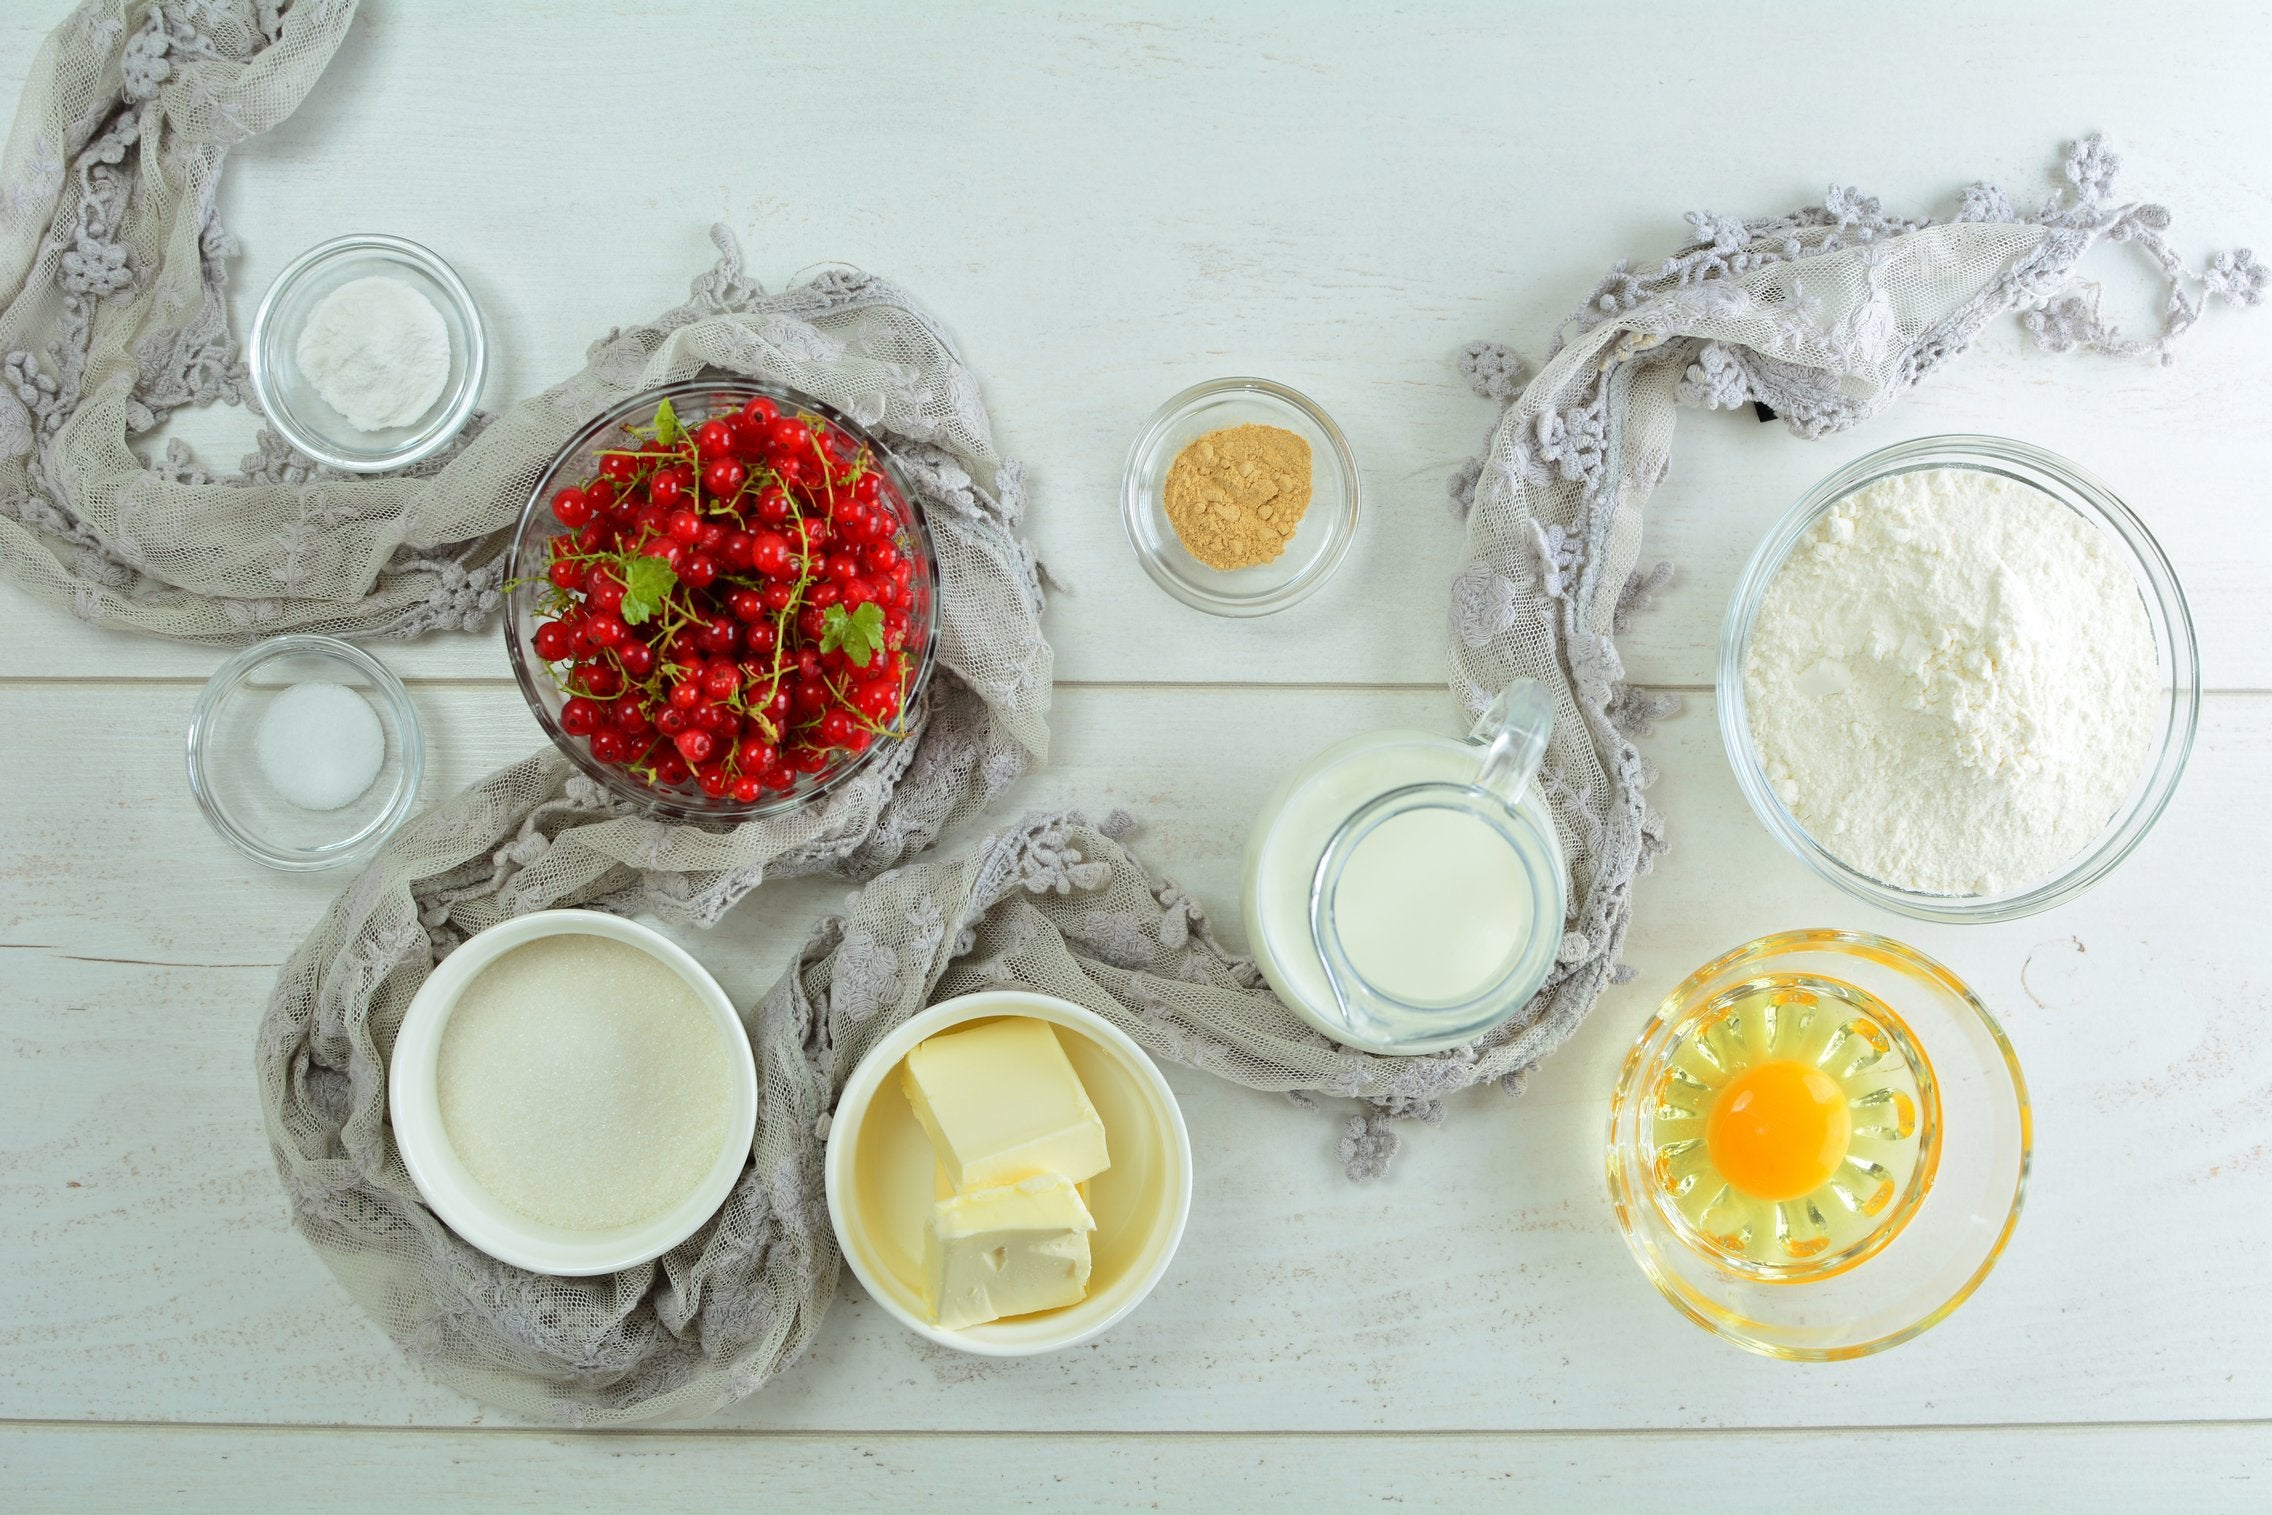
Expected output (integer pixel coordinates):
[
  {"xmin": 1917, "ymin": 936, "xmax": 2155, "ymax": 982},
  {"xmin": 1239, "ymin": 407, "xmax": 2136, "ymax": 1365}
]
[
  {"xmin": 186, "ymin": 634, "xmax": 424, "ymax": 871},
  {"xmin": 247, "ymin": 233, "xmax": 487, "ymax": 472}
]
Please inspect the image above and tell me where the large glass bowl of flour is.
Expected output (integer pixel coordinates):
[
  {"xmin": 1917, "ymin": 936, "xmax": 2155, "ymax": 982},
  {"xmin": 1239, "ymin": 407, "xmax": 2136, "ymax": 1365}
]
[{"xmin": 1718, "ymin": 435, "xmax": 2198, "ymax": 923}]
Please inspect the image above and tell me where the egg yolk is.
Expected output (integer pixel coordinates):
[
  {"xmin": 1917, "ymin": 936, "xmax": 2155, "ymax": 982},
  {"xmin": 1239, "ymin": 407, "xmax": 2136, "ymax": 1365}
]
[{"xmin": 1705, "ymin": 1058, "xmax": 1852, "ymax": 1202}]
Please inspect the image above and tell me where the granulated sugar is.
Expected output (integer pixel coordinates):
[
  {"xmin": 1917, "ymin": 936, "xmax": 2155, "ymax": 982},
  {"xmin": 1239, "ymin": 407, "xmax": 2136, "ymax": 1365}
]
[{"xmin": 437, "ymin": 933, "xmax": 735, "ymax": 1232}]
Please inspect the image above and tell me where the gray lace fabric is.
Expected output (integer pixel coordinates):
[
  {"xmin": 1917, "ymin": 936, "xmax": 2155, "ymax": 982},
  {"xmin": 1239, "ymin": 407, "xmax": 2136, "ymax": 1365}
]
[{"xmin": 1440, "ymin": 137, "xmax": 2262, "ymax": 1104}]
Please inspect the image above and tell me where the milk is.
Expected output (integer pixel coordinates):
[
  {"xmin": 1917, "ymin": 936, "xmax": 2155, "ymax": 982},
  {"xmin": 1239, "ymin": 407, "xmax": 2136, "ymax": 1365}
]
[
  {"xmin": 1329, "ymin": 806, "xmax": 1537, "ymax": 1005},
  {"xmin": 1242, "ymin": 724, "xmax": 1566, "ymax": 1053}
]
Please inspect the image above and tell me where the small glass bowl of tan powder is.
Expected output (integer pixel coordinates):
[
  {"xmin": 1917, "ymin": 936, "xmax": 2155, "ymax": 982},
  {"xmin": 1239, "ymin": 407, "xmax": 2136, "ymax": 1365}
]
[
  {"xmin": 1121, "ymin": 377, "xmax": 1358, "ymax": 615},
  {"xmin": 248, "ymin": 233, "xmax": 487, "ymax": 472}
]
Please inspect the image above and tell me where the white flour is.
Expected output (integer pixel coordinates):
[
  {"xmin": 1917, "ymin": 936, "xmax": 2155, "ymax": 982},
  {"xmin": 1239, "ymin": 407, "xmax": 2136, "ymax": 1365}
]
[
  {"xmin": 1744, "ymin": 466, "xmax": 2160, "ymax": 896},
  {"xmin": 294, "ymin": 274, "xmax": 451, "ymax": 432}
]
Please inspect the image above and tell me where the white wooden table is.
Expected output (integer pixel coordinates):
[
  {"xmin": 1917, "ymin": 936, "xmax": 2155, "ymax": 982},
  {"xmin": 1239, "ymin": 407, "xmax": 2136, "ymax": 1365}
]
[{"xmin": 4, "ymin": 2, "xmax": 2268, "ymax": 1508}]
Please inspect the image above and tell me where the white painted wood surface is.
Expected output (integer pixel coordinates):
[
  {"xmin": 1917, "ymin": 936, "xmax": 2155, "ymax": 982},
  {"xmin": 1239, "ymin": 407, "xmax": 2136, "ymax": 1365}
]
[{"xmin": 3, "ymin": 1, "xmax": 2267, "ymax": 1508}]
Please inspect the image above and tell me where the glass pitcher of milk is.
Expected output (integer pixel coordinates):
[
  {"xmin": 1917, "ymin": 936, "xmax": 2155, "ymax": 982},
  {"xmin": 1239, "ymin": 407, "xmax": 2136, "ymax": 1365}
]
[{"xmin": 1241, "ymin": 677, "xmax": 1568, "ymax": 1055}]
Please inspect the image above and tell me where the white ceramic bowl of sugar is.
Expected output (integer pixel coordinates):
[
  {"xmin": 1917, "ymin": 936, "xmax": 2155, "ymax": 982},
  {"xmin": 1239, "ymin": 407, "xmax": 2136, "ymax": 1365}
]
[{"xmin": 389, "ymin": 910, "xmax": 757, "ymax": 1276}]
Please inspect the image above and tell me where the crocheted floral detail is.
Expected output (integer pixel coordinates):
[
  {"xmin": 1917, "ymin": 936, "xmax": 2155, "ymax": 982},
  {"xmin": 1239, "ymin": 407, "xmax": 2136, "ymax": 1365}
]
[
  {"xmin": 1675, "ymin": 341, "xmax": 1751, "ymax": 411},
  {"xmin": 1337, "ymin": 1112, "xmax": 1401, "ymax": 1183},
  {"xmin": 1533, "ymin": 400, "xmax": 1606, "ymax": 485},
  {"xmin": 1445, "ymin": 453, "xmax": 1484, "ymax": 521},
  {"xmin": 1456, "ymin": 339, "xmax": 1529, "ymax": 401},
  {"xmin": 1448, "ymin": 559, "xmax": 1520, "ymax": 650},
  {"xmin": 1605, "ymin": 683, "xmax": 1681, "ymax": 740},
  {"xmin": 1611, "ymin": 561, "xmax": 1673, "ymax": 633},
  {"xmin": 2206, "ymin": 248, "xmax": 2268, "ymax": 305}
]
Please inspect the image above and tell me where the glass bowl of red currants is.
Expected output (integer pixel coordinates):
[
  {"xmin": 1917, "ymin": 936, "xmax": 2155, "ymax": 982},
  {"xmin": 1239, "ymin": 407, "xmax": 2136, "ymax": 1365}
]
[{"xmin": 505, "ymin": 377, "xmax": 940, "ymax": 819}]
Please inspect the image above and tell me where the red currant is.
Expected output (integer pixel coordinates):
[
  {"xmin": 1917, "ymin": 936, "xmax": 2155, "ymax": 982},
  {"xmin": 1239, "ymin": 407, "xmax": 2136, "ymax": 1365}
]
[
  {"xmin": 730, "ymin": 773, "xmax": 764, "ymax": 804},
  {"xmin": 693, "ymin": 419, "xmax": 736, "ymax": 461},
  {"xmin": 574, "ymin": 661, "xmax": 622, "ymax": 698},
  {"xmin": 703, "ymin": 457, "xmax": 747, "ymax": 498},
  {"xmin": 854, "ymin": 680, "xmax": 901, "ymax": 722},
  {"xmin": 680, "ymin": 554, "xmax": 719, "ymax": 589},
  {"xmin": 551, "ymin": 487, "xmax": 593, "ymax": 527},
  {"xmin": 675, "ymin": 728, "xmax": 716, "ymax": 764},
  {"xmin": 532, "ymin": 622, "xmax": 573, "ymax": 661},
  {"xmin": 749, "ymin": 532, "xmax": 793, "ymax": 579},
  {"xmin": 618, "ymin": 639, "xmax": 656, "ymax": 678},
  {"xmin": 765, "ymin": 417, "xmax": 809, "ymax": 455}
]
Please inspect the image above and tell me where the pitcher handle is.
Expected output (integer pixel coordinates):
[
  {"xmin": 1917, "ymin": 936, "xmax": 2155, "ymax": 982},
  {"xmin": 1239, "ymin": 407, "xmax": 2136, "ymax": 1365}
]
[{"xmin": 1470, "ymin": 677, "xmax": 1552, "ymax": 808}]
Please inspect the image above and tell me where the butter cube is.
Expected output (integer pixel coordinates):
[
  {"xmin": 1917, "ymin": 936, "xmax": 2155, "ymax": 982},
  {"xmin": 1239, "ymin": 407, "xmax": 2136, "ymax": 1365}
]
[
  {"xmin": 924, "ymin": 1172, "xmax": 1096, "ymax": 1329},
  {"xmin": 899, "ymin": 1018, "xmax": 1110, "ymax": 1190}
]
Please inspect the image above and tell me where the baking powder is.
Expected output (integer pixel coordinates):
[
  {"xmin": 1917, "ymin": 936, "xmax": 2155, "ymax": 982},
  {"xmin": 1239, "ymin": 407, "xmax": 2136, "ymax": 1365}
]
[{"xmin": 294, "ymin": 274, "xmax": 451, "ymax": 432}]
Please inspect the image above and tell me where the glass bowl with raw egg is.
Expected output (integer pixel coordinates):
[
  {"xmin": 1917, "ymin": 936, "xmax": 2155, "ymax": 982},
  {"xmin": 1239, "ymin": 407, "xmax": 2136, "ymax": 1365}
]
[
  {"xmin": 1606, "ymin": 930, "xmax": 2029, "ymax": 1360},
  {"xmin": 505, "ymin": 377, "xmax": 941, "ymax": 821}
]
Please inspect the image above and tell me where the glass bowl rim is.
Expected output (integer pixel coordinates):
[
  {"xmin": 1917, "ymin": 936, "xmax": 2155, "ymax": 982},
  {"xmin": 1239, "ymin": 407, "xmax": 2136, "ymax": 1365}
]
[
  {"xmin": 245, "ymin": 231, "xmax": 489, "ymax": 474},
  {"xmin": 1118, "ymin": 374, "xmax": 1360, "ymax": 618},
  {"xmin": 503, "ymin": 375, "xmax": 943, "ymax": 823},
  {"xmin": 1716, "ymin": 433, "xmax": 2201, "ymax": 924},
  {"xmin": 1606, "ymin": 928, "xmax": 2032, "ymax": 1361},
  {"xmin": 184, "ymin": 632, "xmax": 426, "ymax": 872}
]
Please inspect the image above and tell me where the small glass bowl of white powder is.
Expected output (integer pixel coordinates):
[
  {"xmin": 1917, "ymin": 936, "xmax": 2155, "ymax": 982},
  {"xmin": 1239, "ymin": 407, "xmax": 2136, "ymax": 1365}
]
[
  {"xmin": 247, "ymin": 233, "xmax": 487, "ymax": 472},
  {"xmin": 1720, "ymin": 435, "xmax": 2199, "ymax": 923},
  {"xmin": 186, "ymin": 634, "xmax": 424, "ymax": 870}
]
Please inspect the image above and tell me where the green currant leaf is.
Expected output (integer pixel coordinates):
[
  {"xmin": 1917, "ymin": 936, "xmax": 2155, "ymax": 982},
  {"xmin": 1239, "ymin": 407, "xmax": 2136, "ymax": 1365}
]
[
  {"xmin": 653, "ymin": 397, "xmax": 680, "ymax": 446},
  {"xmin": 618, "ymin": 554, "xmax": 678, "ymax": 627},
  {"xmin": 818, "ymin": 601, "xmax": 886, "ymax": 666}
]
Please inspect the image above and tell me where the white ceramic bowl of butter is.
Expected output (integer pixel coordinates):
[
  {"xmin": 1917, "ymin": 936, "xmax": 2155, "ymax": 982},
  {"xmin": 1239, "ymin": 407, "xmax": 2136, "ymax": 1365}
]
[
  {"xmin": 389, "ymin": 909, "xmax": 758, "ymax": 1277},
  {"xmin": 825, "ymin": 990, "xmax": 1194, "ymax": 1356}
]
